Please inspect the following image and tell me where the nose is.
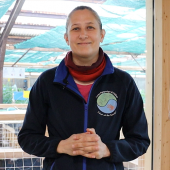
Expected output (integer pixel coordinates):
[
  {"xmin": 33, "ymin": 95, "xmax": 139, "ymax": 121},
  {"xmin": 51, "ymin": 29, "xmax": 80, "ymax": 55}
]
[{"xmin": 79, "ymin": 29, "xmax": 88, "ymax": 39}]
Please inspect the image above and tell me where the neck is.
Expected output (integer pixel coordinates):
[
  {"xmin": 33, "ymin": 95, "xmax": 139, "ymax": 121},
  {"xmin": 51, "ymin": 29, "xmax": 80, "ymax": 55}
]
[
  {"xmin": 74, "ymin": 78, "xmax": 94, "ymax": 85},
  {"xmin": 64, "ymin": 47, "xmax": 106, "ymax": 82},
  {"xmin": 72, "ymin": 52, "xmax": 99, "ymax": 66}
]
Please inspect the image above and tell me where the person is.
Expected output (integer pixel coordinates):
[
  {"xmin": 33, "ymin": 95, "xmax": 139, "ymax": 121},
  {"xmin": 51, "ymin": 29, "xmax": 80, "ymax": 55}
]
[{"xmin": 18, "ymin": 6, "xmax": 150, "ymax": 170}]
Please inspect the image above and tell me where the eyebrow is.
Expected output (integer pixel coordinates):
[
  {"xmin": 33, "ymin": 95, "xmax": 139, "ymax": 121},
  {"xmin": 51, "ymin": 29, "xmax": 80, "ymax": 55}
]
[{"xmin": 71, "ymin": 22, "xmax": 94, "ymax": 27}]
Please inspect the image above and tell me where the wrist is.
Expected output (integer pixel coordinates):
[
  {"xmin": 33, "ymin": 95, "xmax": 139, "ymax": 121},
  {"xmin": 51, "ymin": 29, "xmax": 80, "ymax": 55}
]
[
  {"xmin": 103, "ymin": 144, "xmax": 110, "ymax": 158},
  {"xmin": 57, "ymin": 140, "xmax": 64, "ymax": 154}
]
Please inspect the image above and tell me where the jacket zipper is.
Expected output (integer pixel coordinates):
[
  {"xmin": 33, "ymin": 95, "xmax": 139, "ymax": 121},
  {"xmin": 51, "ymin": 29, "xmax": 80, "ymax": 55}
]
[
  {"xmin": 54, "ymin": 79, "xmax": 100, "ymax": 170},
  {"xmin": 82, "ymin": 79, "xmax": 97, "ymax": 170},
  {"xmin": 50, "ymin": 161, "xmax": 55, "ymax": 170},
  {"xmin": 83, "ymin": 104, "xmax": 88, "ymax": 170}
]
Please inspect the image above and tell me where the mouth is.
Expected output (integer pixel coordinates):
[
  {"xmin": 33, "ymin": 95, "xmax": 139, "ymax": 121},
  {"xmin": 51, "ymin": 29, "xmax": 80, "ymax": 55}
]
[{"xmin": 77, "ymin": 42, "xmax": 91, "ymax": 45}]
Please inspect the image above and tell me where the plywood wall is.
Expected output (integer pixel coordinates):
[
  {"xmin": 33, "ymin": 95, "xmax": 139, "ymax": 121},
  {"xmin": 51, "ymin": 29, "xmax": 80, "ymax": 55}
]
[{"xmin": 154, "ymin": 0, "xmax": 170, "ymax": 169}]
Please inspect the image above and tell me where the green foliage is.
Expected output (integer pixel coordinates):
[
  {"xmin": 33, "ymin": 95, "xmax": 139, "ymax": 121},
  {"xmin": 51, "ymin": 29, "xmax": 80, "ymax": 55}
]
[
  {"xmin": 15, "ymin": 88, "xmax": 29, "ymax": 104},
  {"xmin": 15, "ymin": 99, "xmax": 28, "ymax": 104},
  {"xmin": 3, "ymin": 84, "xmax": 28, "ymax": 104},
  {"xmin": 3, "ymin": 85, "xmax": 13, "ymax": 104}
]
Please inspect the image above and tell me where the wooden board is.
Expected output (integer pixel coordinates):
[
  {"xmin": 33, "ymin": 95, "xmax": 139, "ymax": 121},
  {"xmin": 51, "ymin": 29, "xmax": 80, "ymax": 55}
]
[
  {"xmin": 0, "ymin": 110, "xmax": 26, "ymax": 120},
  {"xmin": 0, "ymin": 148, "xmax": 37, "ymax": 158},
  {"xmin": 0, "ymin": 104, "xmax": 27, "ymax": 109},
  {"xmin": 154, "ymin": 0, "xmax": 170, "ymax": 169}
]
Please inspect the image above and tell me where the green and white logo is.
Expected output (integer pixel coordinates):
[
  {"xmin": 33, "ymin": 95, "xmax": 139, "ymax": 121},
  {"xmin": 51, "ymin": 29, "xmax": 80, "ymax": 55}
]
[{"xmin": 96, "ymin": 91, "xmax": 118, "ymax": 116}]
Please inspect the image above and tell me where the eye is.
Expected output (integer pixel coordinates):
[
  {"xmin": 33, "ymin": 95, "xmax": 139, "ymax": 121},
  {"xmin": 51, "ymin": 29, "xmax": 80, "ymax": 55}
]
[
  {"xmin": 87, "ymin": 26, "xmax": 94, "ymax": 30},
  {"xmin": 72, "ymin": 27, "xmax": 79, "ymax": 31}
]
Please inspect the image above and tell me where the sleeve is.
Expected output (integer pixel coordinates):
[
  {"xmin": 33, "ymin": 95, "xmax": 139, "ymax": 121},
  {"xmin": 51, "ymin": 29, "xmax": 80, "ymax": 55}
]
[
  {"xmin": 105, "ymin": 77, "xmax": 150, "ymax": 163},
  {"xmin": 18, "ymin": 74, "xmax": 62, "ymax": 158}
]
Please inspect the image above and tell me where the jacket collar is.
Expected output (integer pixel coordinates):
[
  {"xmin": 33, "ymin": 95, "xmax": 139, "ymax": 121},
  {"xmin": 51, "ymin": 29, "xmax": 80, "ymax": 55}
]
[{"xmin": 53, "ymin": 53, "xmax": 114, "ymax": 85}]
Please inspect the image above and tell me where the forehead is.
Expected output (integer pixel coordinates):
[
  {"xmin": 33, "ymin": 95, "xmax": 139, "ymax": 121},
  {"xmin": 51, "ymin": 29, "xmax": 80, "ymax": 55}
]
[{"xmin": 69, "ymin": 9, "xmax": 98, "ymax": 24}]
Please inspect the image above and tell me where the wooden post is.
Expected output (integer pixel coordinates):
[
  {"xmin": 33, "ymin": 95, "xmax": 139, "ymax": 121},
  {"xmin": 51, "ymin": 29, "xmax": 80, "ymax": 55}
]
[
  {"xmin": 0, "ymin": 42, "xmax": 7, "ymax": 103},
  {"xmin": 145, "ymin": 0, "xmax": 153, "ymax": 169},
  {"xmin": 161, "ymin": 0, "xmax": 170, "ymax": 169},
  {"xmin": 0, "ymin": 124, "xmax": 2, "ymax": 147},
  {"xmin": 0, "ymin": 0, "xmax": 25, "ymax": 103},
  {"xmin": 154, "ymin": 0, "xmax": 170, "ymax": 169}
]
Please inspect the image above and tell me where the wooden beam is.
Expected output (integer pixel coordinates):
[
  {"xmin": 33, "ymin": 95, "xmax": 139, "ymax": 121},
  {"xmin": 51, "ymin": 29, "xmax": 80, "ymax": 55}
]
[
  {"xmin": 6, "ymin": 35, "xmax": 32, "ymax": 44},
  {"xmin": 0, "ymin": 0, "xmax": 25, "ymax": 103},
  {"xmin": 6, "ymin": 10, "xmax": 67, "ymax": 19},
  {"xmin": 3, "ymin": 62, "xmax": 146, "ymax": 71},
  {"xmin": 154, "ymin": 0, "xmax": 170, "ymax": 169},
  {"xmin": 5, "ymin": 46, "xmax": 146, "ymax": 56},
  {"xmin": 154, "ymin": 0, "xmax": 162, "ymax": 169},
  {"xmin": 0, "ymin": 104, "xmax": 27, "ymax": 109},
  {"xmin": 0, "ymin": 148, "xmax": 37, "ymax": 159},
  {"xmin": 161, "ymin": 0, "xmax": 170, "ymax": 169},
  {"xmin": 6, "ymin": 46, "xmax": 65, "ymax": 52},
  {"xmin": 0, "ymin": 110, "xmax": 26, "ymax": 120},
  {"xmin": 0, "ymin": 42, "xmax": 6, "ymax": 103},
  {"xmin": 8, "ymin": 35, "xmax": 32, "ymax": 40},
  {"xmin": 12, "ymin": 48, "xmax": 31, "ymax": 67},
  {"xmin": 4, "ymin": 62, "xmax": 58, "ymax": 68},
  {"xmin": 144, "ymin": 0, "xmax": 153, "ymax": 169},
  {"xmin": 0, "ymin": 0, "xmax": 26, "ymax": 46},
  {"xmin": 0, "ymin": 23, "xmax": 55, "ymax": 30}
]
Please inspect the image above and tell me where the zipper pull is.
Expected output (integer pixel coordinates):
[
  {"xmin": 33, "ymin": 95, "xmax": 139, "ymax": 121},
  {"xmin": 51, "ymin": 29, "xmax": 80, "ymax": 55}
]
[{"xmin": 63, "ymin": 79, "xmax": 68, "ymax": 89}]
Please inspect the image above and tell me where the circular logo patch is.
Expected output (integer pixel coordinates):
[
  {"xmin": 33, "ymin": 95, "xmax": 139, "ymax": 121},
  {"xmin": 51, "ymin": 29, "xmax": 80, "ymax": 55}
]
[{"xmin": 97, "ymin": 91, "xmax": 117, "ymax": 116}]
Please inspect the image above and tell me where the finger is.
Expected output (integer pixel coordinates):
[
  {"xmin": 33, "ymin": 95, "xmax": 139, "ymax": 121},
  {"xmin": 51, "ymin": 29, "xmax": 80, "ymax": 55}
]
[
  {"xmin": 72, "ymin": 141, "xmax": 98, "ymax": 149},
  {"xmin": 86, "ymin": 128, "xmax": 96, "ymax": 134},
  {"xmin": 78, "ymin": 145, "xmax": 99, "ymax": 153},
  {"xmin": 74, "ymin": 134, "xmax": 99, "ymax": 142},
  {"xmin": 84, "ymin": 152, "xmax": 101, "ymax": 159},
  {"xmin": 73, "ymin": 133, "xmax": 88, "ymax": 140},
  {"xmin": 85, "ymin": 132, "xmax": 91, "ymax": 134},
  {"xmin": 73, "ymin": 150, "xmax": 98, "ymax": 158},
  {"xmin": 82, "ymin": 153, "xmax": 96, "ymax": 159},
  {"xmin": 73, "ymin": 150, "xmax": 101, "ymax": 159},
  {"xmin": 72, "ymin": 150, "xmax": 86, "ymax": 156},
  {"xmin": 84, "ymin": 135, "xmax": 99, "ymax": 142}
]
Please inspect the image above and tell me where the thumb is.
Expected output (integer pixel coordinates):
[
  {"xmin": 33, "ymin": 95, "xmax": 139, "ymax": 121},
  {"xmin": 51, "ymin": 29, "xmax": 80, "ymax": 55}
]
[
  {"xmin": 86, "ymin": 128, "xmax": 96, "ymax": 134},
  {"xmin": 85, "ymin": 132, "xmax": 91, "ymax": 134}
]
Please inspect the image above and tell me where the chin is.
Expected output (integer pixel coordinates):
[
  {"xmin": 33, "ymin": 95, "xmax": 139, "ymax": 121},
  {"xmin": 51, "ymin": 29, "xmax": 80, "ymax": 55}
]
[{"xmin": 77, "ymin": 51, "xmax": 94, "ymax": 58}]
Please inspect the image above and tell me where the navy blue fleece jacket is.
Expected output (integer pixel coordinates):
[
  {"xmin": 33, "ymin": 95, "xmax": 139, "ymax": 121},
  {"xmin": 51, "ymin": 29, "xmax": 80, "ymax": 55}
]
[{"xmin": 18, "ymin": 53, "xmax": 150, "ymax": 170}]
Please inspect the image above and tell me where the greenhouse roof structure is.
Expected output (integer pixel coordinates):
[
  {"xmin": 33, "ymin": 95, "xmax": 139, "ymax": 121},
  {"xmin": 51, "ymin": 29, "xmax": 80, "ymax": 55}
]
[{"xmin": 0, "ymin": 0, "xmax": 146, "ymax": 76}]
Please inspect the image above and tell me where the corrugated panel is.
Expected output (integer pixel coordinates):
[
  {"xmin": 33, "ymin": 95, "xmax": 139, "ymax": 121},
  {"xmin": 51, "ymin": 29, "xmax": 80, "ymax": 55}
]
[
  {"xmin": 3, "ymin": 0, "xmax": 146, "ymax": 74},
  {"xmin": 0, "ymin": 0, "xmax": 15, "ymax": 19},
  {"xmin": 13, "ymin": 1, "xmax": 146, "ymax": 54}
]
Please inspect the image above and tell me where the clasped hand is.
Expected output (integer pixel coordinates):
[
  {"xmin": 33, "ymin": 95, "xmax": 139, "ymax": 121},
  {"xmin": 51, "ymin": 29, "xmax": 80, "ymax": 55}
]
[{"xmin": 57, "ymin": 128, "xmax": 110, "ymax": 159}]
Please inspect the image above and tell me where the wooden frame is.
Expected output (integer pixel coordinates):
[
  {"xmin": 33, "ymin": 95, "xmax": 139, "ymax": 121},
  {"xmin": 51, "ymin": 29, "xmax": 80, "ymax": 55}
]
[
  {"xmin": 0, "ymin": 148, "xmax": 37, "ymax": 159},
  {"xmin": 154, "ymin": 0, "xmax": 170, "ymax": 169},
  {"xmin": 0, "ymin": 1, "xmax": 156, "ymax": 169},
  {"xmin": 0, "ymin": 104, "xmax": 27, "ymax": 109},
  {"xmin": 0, "ymin": 110, "xmax": 26, "ymax": 120},
  {"xmin": 144, "ymin": 0, "xmax": 153, "ymax": 169}
]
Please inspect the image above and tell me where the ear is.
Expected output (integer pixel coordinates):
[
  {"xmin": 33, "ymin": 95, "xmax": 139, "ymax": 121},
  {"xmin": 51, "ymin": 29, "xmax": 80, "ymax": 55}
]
[
  {"xmin": 64, "ymin": 33, "xmax": 69, "ymax": 45},
  {"xmin": 100, "ymin": 29, "xmax": 106, "ymax": 43}
]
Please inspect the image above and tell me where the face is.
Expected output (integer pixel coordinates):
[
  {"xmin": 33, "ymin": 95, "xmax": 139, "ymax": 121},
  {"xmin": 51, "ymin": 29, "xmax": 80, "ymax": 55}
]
[{"xmin": 64, "ymin": 9, "xmax": 105, "ymax": 64}]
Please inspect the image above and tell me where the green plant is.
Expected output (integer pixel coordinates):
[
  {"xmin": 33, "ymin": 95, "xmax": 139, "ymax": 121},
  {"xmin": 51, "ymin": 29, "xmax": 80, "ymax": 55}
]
[
  {"xmin": 3, "ymin": 85, "xmax": 13, "ymax": 104},
  {"xmin": 3, "ymin": 84, "xmax": 29, "ymax": 104},
  {"xmin": 15, "ymin": 99, "xmax": 29, "ymax": 104}
]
